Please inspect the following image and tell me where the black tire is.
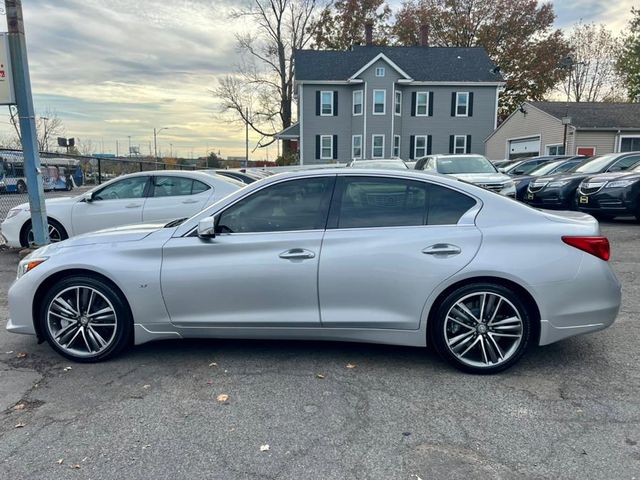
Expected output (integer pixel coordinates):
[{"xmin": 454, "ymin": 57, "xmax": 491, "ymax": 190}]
[
  {"xmin": 19, "ymin": 218, "xmax": 68, "ymax": 247},
  {"xmin": 16, "ymin": 180, "xmax": 27, "ymax": 194},
  {"xmin": 38, "ymin": 275, "xmax": 133, "ymax": 362},
  {"xmin": 430, "ymin": 283, "xmax": 532, "ymax": 374}
]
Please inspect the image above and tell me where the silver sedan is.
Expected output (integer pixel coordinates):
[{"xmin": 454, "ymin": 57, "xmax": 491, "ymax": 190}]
[{"xmin": 7, "ymin": 169, "xmax": 621, "ymax": 373}]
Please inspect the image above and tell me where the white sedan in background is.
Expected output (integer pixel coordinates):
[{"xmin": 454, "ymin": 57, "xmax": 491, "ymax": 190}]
[{"xmin": 1, "ymin": 170, "xmax": 243, "ymax": 248}]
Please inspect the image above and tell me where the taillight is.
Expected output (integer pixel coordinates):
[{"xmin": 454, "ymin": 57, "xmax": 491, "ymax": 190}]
[{"xmin": 562, "ymin": 236, "xmax": 610, "ymax": 261}]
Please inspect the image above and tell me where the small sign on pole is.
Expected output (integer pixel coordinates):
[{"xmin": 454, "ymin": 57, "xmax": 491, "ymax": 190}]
[{"xmin": 0, "ymin": 33, "xmax": 16, "ymax": 105}]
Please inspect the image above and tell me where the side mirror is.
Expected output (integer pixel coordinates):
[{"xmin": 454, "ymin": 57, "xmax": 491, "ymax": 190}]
[
  {"xmin": 197, "ymin": 217, "xmax": 216, "ymax": 238},
  {"xmin": 82, "ymin": 192, "xmax": 94, "ymax": 203}
]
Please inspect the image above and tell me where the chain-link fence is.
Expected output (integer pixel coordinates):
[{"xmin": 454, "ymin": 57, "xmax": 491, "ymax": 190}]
[{"xmin": 0, "ymin": 149, "xmax": 197, "ymax": 221}]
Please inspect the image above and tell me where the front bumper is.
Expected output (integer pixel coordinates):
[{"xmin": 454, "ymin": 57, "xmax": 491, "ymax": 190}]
[
  {"xmin": 523, "ymin": 188, "xmax": 574, "ymax": 209},
  {"xmin": 576, "ymin": 188, "xmax": 639, "ymax": 216},
  {"xmin": 1, "ymin": 215, "xmax": 27, "ymax": 248}
]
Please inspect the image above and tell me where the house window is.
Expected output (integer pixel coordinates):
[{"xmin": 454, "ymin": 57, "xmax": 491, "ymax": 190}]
[
  {"xmin": 320, "ymin": 135, "xmax": 333, "ymax": 159},
  {"xmin": 393, "ymin": 135, "xmax": 401, "ymax": 157},
  {"xmin": 456, "ymin": 92, "xmax": 469, "ymax": 117},
  {"xmin": 454, "ymin": 135, "xmax": 467, "ymax": 154},
  {"xmin": 546, "ymin": 144, "xmax": 565, "ymax": 155},
  {"xmin": 352, "ymin": 135, "xmax": 362, "ymax": 159},
  {"xmin": 375, "ymin": 67, "xmax": 385, "ymax": 77},
  {"xmin": 620, "ymin": 136, "xmax": 640, "ymax": 152},
  {"xmin": 321, "ymin": 91, "xmax": 334, "ymax": 116},
  {"xmin": 353, "ymin": 90, "xmax": 363, "ymax": 116},
  {"xmin": 415, "ymin": 135, "xmax": 428, "ymax": 158},
  {"xmin": 416, "ymin": 92, "xmax": 428, "ymax": 116},
  {"xmin": 373, "ymin": 90, "xmax": 386, "ymax": 115},
  {"xmin": 394, "ymin": 91, "xmax": 402, "ymax": 115},
  {"xmin": 372, "ymin": 135, "xmax": 385, "ymax": 158}
]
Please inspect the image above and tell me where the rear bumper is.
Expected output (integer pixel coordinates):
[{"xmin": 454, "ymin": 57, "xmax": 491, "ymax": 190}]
[{"xmin": 534, "ymin": 254, "xmax": 621, "ymax": 345}]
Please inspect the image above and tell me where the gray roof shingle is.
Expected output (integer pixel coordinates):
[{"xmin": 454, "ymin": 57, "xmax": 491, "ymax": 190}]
[
  {"xmin": 294, "ymin": 46, "xmax": 503, "ymax": 82},
  {"xmin": 530, "ymin": 102, "xmax": 640, "ymax": 129}
]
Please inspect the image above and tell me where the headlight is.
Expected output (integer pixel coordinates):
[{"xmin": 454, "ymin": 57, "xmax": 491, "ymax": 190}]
[
  {"xmin": 605, "ymin": 179, "xmax": 638, "ymax": 188},
  {"xmin": 548, "ymin": 180, "xmax": 570, "ymax": 187},
  {"xmin": 16, "ymin": 257, "xmax": 48, "ymax": 279},
  {"xmin": 501, "ymin": 180, "xmax": 515, "ymax": 189},
  {"xmin": 5, "ymin": 208, "xmax": 27, "ymax": 220}
]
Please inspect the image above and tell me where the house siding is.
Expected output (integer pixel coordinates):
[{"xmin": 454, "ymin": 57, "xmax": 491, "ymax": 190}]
[
  {"xmin": 574, "ymin": 131, "xmax": 628, "ymax": 155},
  {"xmin": 299, "ymin": 57, "xmax": 500, "ymax": 163},
  {"xmin": 485, "ymin": 104, "xmax": 566, "ymax": 160}
]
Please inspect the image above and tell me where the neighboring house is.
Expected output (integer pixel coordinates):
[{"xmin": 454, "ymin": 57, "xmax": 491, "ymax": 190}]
[
  {"xmin": 277, "ymin": 43, "xmax": 504, "ymax": 164},
  {"xmin": 485, "ymin": 101, "xmax": 640, "ymax": 160}
]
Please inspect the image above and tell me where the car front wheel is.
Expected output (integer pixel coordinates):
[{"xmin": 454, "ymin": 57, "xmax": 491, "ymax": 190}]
[
  {"xmin": 431, "ymin": 283, "xmax": 532, "ymax": 374},
  {"xmin": 39, "ymin": 275, "xmax": 132, "ymax": 362}
]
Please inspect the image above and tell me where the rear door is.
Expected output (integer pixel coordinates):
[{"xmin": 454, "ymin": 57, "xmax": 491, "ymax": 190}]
[
  {"xmin": 319, "ymin": 175, "xmax": 482, "ymax": 330},
  {"xmin": 143, "ymin": 175, "xmax": 213, "ymax": 223}
]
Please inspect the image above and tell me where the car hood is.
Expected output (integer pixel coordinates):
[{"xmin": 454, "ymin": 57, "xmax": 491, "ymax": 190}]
[
  {"xmin": 583, "ymin": 171, "xmax": 640, "ymax": 183},
  {"xmin": 448, "ymin": 173, "xmax": 511, "ymax": 183},
  {"xmin": 59, "ymin": 223, "xmax": 166, "ymax": 247},
  {"xmin": 530, "ymin": 172, "xmax": 588, "ymax": 184},
  {"xmin": 12, "ymin": 196, "xmax": 78, "ymax": 211}
]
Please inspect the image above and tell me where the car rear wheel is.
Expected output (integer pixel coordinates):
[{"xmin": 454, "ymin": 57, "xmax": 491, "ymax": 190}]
[
  {"xmin": 39, "ymin": 275, "xmax": 133, "ymax": 362},
  {"xmin": 20, "ymin": 218, "xmax": 68, "ymax": 247},
  {"xmin": 431, "ymin": 283, "xmax": 532, "ymax": 374}
]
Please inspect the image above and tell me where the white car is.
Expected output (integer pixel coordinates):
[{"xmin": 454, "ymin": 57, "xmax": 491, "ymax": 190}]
[
  {"xmin": 415, "ymin": 154, "xmax": 516, "ymax": 196},
  {"xmin": 1, "ymin": 170, "xmax": 243, "ymax": 248}
]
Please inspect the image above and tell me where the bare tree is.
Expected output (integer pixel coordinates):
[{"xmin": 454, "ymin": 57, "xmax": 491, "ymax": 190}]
[
  {"xmin": 8, "ymin": 106, "xmax": 65, "ymax": 151},
  {"xmin": 213, "ymin": 0, "xmax": 320, "ymax": 156},
  {"xmin": 560, "ymin": 22, "xmax": 624, "ymax": 102}
]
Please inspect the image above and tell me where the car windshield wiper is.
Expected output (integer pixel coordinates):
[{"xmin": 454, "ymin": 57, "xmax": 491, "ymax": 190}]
[{"xmin": 164, "ymin": 217, "xmax": 187, "ymax": 228}]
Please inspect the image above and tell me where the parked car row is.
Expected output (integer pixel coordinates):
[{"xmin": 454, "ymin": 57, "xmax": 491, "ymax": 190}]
[{"xmin": 521, "ymin": 152, "xmax": 640, "ymax": 220}]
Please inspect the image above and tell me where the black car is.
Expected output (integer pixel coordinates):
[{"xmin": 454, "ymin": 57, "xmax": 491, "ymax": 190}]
[
  {"xmin": 523, "ymin": 152, "xmax": 640, "ymax": 210},
  {"xmin": 576, "ymin": 162, "xmax": 640, "ymax": 220},
  {"xmin": 503, "ymin": 156, "xmax": 564, "ymax": 176},
  {"xmin": 512, "ymin": 156, "xmax": 586, "ymax": 201}
]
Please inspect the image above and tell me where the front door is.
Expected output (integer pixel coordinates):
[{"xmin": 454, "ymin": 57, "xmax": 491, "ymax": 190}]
[
  {"xmin": 319, "ymin": 175, "xmax": 482, "ymax": 330},
  {"xmin": 71, "ymin": 175, "xmax": 150, "ymax": 235},
  {"xmin": 161, "ymin": 176, "xmax": 336, "ymax": 327}
]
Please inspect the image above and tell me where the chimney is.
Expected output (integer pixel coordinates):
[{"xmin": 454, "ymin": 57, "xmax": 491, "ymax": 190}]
[
  {"xmin": 420, "ymin": 24, "xmax": 429, "ymax": 47},
  {"xmin": 365, "ymin": 22, "xmax": 373, "ymax": 46}
]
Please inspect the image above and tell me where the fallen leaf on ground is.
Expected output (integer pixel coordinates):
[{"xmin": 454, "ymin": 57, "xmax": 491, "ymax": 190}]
[
  {"xmin": 13, "ymin": 403, "xmax": 26, "ymax": 411},
  {"xmin": 70, "ymin": 464, "xmax": 80, "ymax": 469},
  {"xmin": 14, "ymin": 422, "xmax": 26, "ymax": 428},
  {"xmin": 216, "ymin": 394, "xmax": 229, "ymax": 402},
  {"xmin": 346, "ymin": 363, "xmax": 356, "ymax": 369},
  {"xmin": 63, "ymin": 366, "xmax": 72, "ymax": 372},
  {"xmin": 16, "ymin": 352, "xmax": 27, "ymax": 358},
  {"xmin": 5, "ymin": 351, "xmax": 13, "ymax": 354},
  {"xmin": 142, "ymin": 444, "xmax": 151, "ymax": 450},
  {"xmin": 315, "ymin": 373, "xmax": 325, "ymax": 379},
  {"xmin": 209, "ymin": 362, "xmax": 218, "ymax": 367},
  {"xmin": 260, "ymin": 444, "xmax": 270, "ymax": 452},
  {"xmin": 142, "ymin": 384, "xmax": 151, "ymax": 389},
  {"xmin": 206, "ymin": 380, "xmax": 213, "ymax": 385},
  {"xmin": 56, "ymin": 459, "xmax": 64, "ymax": 465}
]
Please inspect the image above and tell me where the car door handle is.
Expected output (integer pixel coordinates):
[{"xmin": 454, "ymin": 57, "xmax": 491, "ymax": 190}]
[
  {"xmin": 181, "ymin": 199, "xmax": 199, "ymax": 204},
  {"xmin": 279, "ymin": 248, "xmax": 315, "ymax": 260},
  {"xmin": 422, "ymin": 244, "xmax": 462, "ymax": 256},
  {"xmin": 125, "ymin": 203, "xmax": 142, "ymax": 209}
]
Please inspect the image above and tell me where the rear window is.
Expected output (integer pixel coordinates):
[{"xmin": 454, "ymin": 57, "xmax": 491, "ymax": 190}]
[{"xmin": 427, "ymin": 183, "xmax": 477, "ymax": 225}]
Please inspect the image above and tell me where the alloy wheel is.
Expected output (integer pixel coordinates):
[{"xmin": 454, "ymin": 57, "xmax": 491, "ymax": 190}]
[
  {"xmin": 27, "ymin": 223, "xmax": 63, "ymax": 246},
  {"xmin": 46, "ymin": 286, "xmax": 118, "ymax": 358},
  {"xmin": 444, "ymin": 292, "xmax": 524, "ymax": 369}
]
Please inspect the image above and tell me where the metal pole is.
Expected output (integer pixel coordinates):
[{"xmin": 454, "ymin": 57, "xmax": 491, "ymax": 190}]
[
  {"xmin": 97, "ymin": 158, "xmax": 102, "ymax": 184},
  {"xmin": 116, "ymin": 139, "xmax": 119, "ymax": 157},
  {"xmin": 6, "ymin": 0, "xmax": 49, "ymax": 245},
  {"xmin": 245, "ymin": 107, "xmax": 249, "ymax": 168},
  {"xmin": 153, "ymin": 127, "xmax": 157, "ymax": 161}
]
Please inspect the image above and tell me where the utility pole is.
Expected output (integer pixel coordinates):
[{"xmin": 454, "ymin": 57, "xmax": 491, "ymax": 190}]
[
  {"xmin": 128, "ymin": 135, "xmax": 131, "ymax": 157},
  {"xmin": 245, "ymin": 107, "xmax": 249, "ymax": 168},
  {"xmin": 116, "ymin": 139, "xmax": 119, "ymax": 157},
  {"xmin": 41, "ymin": 115, "xmax": 48, "ymax": 151},
  {"xmin": 153, "ymin": 127, "xmax": 169, "ymax": 169},
  {"xmin": 6, "ymin": 0, "xmax": 49, "ymax": 245}
]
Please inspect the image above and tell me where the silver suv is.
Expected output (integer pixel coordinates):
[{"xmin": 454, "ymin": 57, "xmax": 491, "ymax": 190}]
[{"xmin": 415, "ymin": 154, "xmax": 516, "ymax": 197}]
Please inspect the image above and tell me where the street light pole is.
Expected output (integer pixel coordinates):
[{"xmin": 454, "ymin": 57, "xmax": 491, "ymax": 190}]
[
  {"xmin": 5, "ymin": 0, "xmax": 49, "ymax": 245},
  {"xmin": 153, "ymin": 127, "xmax": 169, "ymax": 169}
]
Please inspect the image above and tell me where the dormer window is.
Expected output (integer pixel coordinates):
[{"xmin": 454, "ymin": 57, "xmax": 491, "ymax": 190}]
[{"xmin": 375, "ymin": 67, "xmax": 385, "ymax": 77}]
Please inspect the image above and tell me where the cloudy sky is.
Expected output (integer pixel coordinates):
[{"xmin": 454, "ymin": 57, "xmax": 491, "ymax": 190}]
[{"xmin": 0, "ymin": 0, "xmax": 636, "ymax": 159}]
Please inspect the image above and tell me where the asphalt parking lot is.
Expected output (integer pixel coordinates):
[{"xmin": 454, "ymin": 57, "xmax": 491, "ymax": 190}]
[{"xmin": 0, "ymin": 218, "xmax": 638, "ymax": 480}]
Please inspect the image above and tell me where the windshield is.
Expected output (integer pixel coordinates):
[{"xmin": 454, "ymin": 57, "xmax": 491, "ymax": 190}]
[
  {"xmin": 574, "ymin": 154, "xmax": 619, "ymax": 174},
  {"xmin": 437, "ymin": 156, "xmax": 497, "ymax": 174},
  {"xmin": 529, "ymin": 160, "xmax": 565, "ymax": 176}
]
